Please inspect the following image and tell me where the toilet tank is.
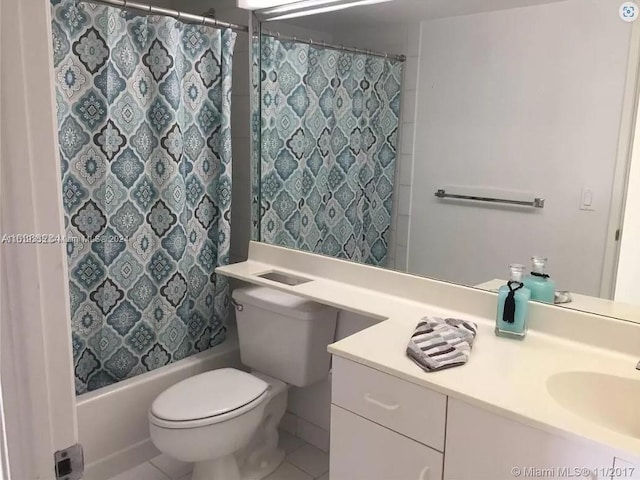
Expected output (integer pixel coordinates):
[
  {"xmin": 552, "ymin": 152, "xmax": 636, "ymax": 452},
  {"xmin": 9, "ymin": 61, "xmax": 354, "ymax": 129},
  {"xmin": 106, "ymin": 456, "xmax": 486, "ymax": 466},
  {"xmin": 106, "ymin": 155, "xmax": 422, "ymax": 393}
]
[{"xmin": 232, "ymin": 286, "xmax": 338, "ymax": 387}]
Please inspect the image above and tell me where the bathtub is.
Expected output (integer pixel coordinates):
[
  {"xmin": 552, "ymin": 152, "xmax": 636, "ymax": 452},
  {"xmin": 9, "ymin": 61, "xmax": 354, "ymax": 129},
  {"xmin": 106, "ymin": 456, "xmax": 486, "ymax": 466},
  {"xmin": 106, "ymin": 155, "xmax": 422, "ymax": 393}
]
[{"xmin": 77, "ymin": 328, "xmax": 242, "ymax": 480}]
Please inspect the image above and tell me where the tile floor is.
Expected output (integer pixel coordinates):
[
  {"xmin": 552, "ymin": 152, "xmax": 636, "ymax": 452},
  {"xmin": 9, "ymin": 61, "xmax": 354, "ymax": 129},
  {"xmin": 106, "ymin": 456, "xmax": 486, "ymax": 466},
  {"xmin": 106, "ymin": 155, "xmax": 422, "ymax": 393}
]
[{"xmin": 110, "ymin": 430, "xmax": 329, "ymax": 480}]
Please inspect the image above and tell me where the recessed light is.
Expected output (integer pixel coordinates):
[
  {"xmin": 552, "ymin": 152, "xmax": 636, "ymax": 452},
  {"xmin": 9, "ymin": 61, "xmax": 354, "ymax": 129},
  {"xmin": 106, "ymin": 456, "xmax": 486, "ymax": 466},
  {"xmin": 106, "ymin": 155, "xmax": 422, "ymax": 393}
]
[{"xmin": 256, "ymin": 0, "xmax": 393, "ymax": 21}]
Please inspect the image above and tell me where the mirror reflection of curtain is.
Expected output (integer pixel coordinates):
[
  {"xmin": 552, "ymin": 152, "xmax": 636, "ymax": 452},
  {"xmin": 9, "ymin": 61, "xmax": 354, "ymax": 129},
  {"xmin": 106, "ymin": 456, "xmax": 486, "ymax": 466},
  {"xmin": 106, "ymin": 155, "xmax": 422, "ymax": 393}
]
[
  {"xmin": 260, "ymin": 36, "xmax": 402, "ymax": 266},
  {"xmin": 51, "ymin": 0, "xmax": 235, "ymax": 394}
]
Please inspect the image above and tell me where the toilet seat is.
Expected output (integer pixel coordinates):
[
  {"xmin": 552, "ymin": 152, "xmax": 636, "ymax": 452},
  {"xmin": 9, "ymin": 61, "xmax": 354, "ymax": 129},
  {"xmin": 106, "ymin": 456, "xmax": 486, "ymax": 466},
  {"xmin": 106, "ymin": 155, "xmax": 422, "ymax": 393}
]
[{"xmin": 149, "ymin": 368, "xmax": 269, "ymax": 429}]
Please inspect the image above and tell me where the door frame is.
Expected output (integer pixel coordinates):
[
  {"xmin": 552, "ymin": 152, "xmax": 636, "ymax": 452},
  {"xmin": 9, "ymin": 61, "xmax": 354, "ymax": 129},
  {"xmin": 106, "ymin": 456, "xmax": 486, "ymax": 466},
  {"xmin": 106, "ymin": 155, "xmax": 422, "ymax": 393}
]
[
  {"xmin": 600, "ymin": 20, "xmax": 640, "ymax": 299},
  {"xmin": 0, "ymin": 0, "xmax": 78, "ymax": 479}
]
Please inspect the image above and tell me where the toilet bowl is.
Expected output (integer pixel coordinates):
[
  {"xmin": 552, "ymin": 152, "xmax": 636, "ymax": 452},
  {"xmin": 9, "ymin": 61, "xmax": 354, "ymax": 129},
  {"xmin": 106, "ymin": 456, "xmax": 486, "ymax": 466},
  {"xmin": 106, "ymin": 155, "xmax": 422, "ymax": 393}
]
[
  {"xmin": 235, "ymin": 371, "xmax": 288, "ymax": 480},
  {"xmin": 149, "ymin": 286, "xmax": 338, "ymax": 480},
  {"xmin": 149, "ymin": 369, "xmax": 288, "ymax": 480}
]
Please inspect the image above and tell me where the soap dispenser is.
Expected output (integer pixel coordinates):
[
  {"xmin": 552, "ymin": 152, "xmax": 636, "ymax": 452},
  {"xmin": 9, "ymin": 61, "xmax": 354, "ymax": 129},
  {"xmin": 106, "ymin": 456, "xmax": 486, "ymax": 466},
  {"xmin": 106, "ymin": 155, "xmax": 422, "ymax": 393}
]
[
  {"xmin": 495, "ymin": 264, "xmax": 531, "ymax": 339},
  {"xmin": 523, "ymin": 256, "xmax": 556, "ymax": 304}
]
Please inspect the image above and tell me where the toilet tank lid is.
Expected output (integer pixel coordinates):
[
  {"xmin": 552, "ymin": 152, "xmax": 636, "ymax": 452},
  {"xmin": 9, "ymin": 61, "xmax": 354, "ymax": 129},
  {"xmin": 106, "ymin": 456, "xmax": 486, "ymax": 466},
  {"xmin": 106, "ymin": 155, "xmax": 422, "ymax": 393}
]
[
  {"xmin": 150, "ymin": 368, "xmax": 268, "ymax": 422},
  {"xmin": 232, "ymin": 286, "xmax": 337, "ymax": 321}
]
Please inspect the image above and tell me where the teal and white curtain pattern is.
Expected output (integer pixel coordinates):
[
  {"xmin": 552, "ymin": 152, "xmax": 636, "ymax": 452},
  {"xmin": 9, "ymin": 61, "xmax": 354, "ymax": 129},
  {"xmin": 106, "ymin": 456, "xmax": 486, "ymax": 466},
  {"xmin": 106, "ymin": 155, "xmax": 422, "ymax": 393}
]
[
  {"xmin": 51, "ymin": 0, "xmax": 236, "ymax": 394},
  {"xmin": 259, "ymin": 36, "xmax": 402, "ymax": 266}
]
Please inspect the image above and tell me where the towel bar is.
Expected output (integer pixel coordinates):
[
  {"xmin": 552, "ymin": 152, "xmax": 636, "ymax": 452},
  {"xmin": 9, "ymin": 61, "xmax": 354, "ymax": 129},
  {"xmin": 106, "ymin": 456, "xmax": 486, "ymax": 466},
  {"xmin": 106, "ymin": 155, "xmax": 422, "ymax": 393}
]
[{"xmin": 434, "ymin": 189, "xmax": 545, "ymax": 208}]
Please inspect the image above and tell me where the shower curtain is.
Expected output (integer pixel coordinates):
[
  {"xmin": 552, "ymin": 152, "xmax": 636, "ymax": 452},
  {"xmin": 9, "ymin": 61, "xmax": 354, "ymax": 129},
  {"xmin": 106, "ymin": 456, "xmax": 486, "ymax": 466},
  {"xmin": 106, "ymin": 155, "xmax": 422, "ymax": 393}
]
[
  {"xmin": 51, "ymin": 0, "xmax": 235, "ymax": 394},
  {"xmin": 259, "ymin": 36, "xmax": 402, "ymax": 266}
]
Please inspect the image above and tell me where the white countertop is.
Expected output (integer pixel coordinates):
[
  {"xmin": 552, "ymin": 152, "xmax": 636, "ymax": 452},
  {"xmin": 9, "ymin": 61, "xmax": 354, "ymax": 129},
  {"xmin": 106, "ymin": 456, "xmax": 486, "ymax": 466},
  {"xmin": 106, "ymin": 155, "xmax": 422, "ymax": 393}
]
[
  {"xmin": 328, "ymin": 304, "xmax": 640, "ymax": 460},
  {"xmin": 217, "ymin": 244, "xmax": 640, "ymax": 461}
]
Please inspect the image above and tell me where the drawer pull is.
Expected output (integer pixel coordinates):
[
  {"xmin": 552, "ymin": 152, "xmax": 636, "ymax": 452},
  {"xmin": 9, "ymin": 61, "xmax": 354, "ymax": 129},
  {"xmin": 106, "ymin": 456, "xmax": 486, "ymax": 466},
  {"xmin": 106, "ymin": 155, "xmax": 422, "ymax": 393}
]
[
  {"xmin": 419, "ymin": 466, "xmax": 430, "ymax": 480},
  {"xmin": 364, "ymin": 393, "xmax": 400, "ymax": 411}
]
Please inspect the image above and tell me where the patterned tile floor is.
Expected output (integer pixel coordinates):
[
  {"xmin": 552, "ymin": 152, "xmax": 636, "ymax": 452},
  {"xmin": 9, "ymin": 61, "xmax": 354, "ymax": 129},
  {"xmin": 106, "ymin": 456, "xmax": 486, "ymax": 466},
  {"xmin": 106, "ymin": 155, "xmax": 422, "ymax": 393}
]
[{"xmin": 110, "ymin": 431, "xmax": 329, "ymax": 480}]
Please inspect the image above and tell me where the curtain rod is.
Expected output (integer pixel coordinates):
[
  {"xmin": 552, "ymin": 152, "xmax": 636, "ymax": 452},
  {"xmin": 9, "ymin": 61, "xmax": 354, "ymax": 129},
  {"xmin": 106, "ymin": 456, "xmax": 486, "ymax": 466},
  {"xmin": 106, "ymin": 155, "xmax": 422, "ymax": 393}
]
[
  {"xmin": 83, "ymin": 0, "xmax": 250, "ymax": 33},
  {"xmin": 261, "ymin": 30, "xmax": 406, "ymax": 62}
]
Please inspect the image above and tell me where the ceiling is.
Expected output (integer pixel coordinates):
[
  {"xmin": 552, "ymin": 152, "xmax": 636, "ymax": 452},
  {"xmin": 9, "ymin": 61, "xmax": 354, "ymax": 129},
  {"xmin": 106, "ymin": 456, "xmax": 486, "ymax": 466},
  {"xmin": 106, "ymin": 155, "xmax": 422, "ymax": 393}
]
[{"xmin": 275, "ymin": 0, "xmax": 567, "ymax": 32}]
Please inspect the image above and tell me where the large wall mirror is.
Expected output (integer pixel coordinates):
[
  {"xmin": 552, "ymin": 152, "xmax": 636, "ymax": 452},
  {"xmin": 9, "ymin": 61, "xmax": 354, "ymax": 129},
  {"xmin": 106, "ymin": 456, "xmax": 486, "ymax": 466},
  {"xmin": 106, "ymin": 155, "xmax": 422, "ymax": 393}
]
[{"xmin": 251, "ymin": 0, "xmax": 640, "ymax": 322}]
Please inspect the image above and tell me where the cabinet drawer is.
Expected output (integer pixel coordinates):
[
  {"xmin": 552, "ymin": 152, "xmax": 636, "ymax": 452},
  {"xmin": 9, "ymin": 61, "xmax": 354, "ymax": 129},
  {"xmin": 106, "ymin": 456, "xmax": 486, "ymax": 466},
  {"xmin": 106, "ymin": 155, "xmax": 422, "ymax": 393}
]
[
  {"xmin": 332, "ymin": 356, "xmax": 446, "ymax": 451},
  {"xmin": 331, "ymin": 405, "xmax": 443, "ymax": 480}
]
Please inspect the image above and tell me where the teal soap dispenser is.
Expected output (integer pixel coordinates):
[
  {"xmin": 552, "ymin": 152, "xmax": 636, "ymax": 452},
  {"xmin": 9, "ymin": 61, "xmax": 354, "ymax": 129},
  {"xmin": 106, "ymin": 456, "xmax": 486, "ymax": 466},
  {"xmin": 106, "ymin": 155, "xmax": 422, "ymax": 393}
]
[
  {"xmin": 523, "ymin": 256, "xmax": 556, "ymax": 303},
  {"xmin": 495, "ymin": 264, "xmax": 531, "ymax": 339}
]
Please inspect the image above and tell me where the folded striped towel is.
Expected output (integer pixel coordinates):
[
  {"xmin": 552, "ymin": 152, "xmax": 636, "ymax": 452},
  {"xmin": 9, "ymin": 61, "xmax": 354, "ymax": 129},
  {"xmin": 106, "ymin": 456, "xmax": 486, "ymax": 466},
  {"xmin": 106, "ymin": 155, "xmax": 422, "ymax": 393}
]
[{"xmin": 406, "ymin": 317, "xmax": 478, "ymax": 372}]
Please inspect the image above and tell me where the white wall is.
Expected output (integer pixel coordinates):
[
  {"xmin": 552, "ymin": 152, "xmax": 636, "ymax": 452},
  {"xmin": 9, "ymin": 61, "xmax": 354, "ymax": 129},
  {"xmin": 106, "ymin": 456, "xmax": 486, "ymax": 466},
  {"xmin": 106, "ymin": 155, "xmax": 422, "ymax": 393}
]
[
  {"xmin": 226, "ymin": 9, "xmax": 253, "ymax": 264},
  {"xmin": 266, "ymin": 20, "xmax": 334, "ymax": 41},
  {"xmin": 408, "ymin": 0, "xmax": 631, "ymax": 296},
  {"xmin": 150, "ymin": 0, "xmax": 172, "ymax": 7}
]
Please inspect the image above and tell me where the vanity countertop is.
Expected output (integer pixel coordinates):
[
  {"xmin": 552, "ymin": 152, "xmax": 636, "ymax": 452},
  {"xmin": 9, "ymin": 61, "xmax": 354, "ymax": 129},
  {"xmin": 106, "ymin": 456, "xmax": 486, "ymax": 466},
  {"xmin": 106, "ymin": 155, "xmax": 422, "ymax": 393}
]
[{"xmin": 217, "ymin": 248, "xmax": 640, "ymax": 461}]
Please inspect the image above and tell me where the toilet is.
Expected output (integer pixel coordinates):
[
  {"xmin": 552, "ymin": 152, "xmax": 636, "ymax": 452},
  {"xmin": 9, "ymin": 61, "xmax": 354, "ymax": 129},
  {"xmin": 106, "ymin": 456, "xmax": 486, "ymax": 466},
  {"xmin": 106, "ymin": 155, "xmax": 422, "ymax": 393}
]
[{"xmin": 148, "ymin": 286, "xmax": 338, "ymax": 480}]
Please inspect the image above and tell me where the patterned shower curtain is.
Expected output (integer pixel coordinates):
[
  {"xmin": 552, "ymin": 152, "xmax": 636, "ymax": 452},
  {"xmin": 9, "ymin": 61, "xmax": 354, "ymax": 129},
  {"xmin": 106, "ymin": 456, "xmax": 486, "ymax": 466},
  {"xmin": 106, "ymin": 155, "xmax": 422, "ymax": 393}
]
[
  {"xmin": 51, "ymin": 0, "xmax": 236, "ymax": 394},
  {"xmin": 259, "ymin": 36, "xmax": 402, "ymax": 266}
]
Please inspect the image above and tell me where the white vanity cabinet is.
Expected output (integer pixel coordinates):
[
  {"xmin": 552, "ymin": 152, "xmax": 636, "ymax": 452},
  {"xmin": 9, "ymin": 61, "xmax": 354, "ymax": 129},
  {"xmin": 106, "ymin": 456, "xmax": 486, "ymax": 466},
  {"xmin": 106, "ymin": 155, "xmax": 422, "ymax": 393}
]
[
  {"xmin": 331, "ymin": 357, "xmax": 618, "ymax": 480},
  {"xmin": 331, "ymin": 405, "xmax": 444, "ymax": 480},
  {"xmin": 444, "ymin": 398, "xmax": 614, "ymax": 480},
  {"xmin": 330, "ymin": 357, "xmax": 445, "ymax": 480}
]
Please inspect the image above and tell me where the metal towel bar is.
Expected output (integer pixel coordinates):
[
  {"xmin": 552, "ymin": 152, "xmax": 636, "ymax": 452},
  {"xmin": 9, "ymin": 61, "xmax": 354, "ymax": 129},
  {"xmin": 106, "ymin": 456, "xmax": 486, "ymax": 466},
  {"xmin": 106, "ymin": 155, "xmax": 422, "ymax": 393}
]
[{"xmin": 434, "ymin": 189, "xmax": 545, "ymax": 208}]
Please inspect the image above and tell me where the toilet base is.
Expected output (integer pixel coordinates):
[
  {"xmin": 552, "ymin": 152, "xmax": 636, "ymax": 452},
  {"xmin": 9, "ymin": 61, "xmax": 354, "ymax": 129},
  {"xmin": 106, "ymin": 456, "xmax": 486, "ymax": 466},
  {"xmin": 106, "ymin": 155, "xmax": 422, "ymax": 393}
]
[
  {"xmin": 239, "ymin": 447, "xmax": 285, "ymax": 480},
  {"xmin": 189, "ymin": 447, "xmax": 285, "ymax": 480},
  {"xmin": 192, "ymin": 454, "xmax": 241, "ymax": 480},
  {"xmin": 237, "ymin": 372, "xmax": 288, "ymax": 480}
]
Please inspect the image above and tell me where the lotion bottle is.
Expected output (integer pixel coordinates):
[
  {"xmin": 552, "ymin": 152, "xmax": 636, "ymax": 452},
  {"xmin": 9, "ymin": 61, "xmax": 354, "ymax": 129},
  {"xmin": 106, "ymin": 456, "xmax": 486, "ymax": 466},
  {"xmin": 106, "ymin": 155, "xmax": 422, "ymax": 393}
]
[
  {"xmin": 495, "ymin": 264, "xmax": 530, "ymax": 339},
  {"xmin": 523, "ymin": 256, "xmax": 556, "ymax": 304}
]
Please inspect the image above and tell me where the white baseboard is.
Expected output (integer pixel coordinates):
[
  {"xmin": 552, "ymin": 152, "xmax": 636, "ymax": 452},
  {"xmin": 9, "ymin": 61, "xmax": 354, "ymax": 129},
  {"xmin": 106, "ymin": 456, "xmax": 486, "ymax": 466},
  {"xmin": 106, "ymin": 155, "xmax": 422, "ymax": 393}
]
[{"xmin": 83, "ymin": 439, "xmax": 159, "ymax": 480}]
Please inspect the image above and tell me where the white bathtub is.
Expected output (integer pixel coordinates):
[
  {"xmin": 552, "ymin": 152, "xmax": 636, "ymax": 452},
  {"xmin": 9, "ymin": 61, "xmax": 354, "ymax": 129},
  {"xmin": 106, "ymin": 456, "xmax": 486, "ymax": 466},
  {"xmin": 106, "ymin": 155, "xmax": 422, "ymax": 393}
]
[{"xmin": 77, "ymin": 328, "xmax": 242, "ymax": 480}]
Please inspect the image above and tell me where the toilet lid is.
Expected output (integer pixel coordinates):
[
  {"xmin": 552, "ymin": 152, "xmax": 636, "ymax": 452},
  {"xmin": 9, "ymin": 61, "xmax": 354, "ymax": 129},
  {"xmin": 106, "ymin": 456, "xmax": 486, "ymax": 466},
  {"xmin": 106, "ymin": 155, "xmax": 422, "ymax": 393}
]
[{"xmin": 150, "ymin": 368, "xmax": 269, "ymax": 422}]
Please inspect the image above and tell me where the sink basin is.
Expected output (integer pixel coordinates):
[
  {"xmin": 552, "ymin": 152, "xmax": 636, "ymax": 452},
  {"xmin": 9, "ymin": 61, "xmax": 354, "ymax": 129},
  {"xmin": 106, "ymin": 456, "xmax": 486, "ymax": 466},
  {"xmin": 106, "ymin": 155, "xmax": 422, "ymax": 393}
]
[
  {"xmin": 547, "ymin": 371, "xmax": 640, "ymax": 438},
  {"xmin": 257, "ymin": 270, "xmax": 313, "ymax": 286}
]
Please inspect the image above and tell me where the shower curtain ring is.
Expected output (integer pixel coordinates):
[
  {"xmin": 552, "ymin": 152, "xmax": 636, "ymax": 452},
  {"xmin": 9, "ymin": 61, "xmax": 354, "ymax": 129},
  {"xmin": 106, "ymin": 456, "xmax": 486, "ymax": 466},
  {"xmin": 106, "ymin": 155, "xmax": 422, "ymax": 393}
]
[{"xmin": 176, "ymin": 11, "xmax": 182, "ymax": 21}]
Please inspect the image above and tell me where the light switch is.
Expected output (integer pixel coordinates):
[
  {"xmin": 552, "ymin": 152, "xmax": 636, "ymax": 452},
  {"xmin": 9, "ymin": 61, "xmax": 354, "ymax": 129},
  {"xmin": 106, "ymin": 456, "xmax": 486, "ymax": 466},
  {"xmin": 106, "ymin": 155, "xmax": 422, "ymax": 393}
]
[{"xmin": 580, "ymin": 187, "xmax": 595, "ymax": 211}]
